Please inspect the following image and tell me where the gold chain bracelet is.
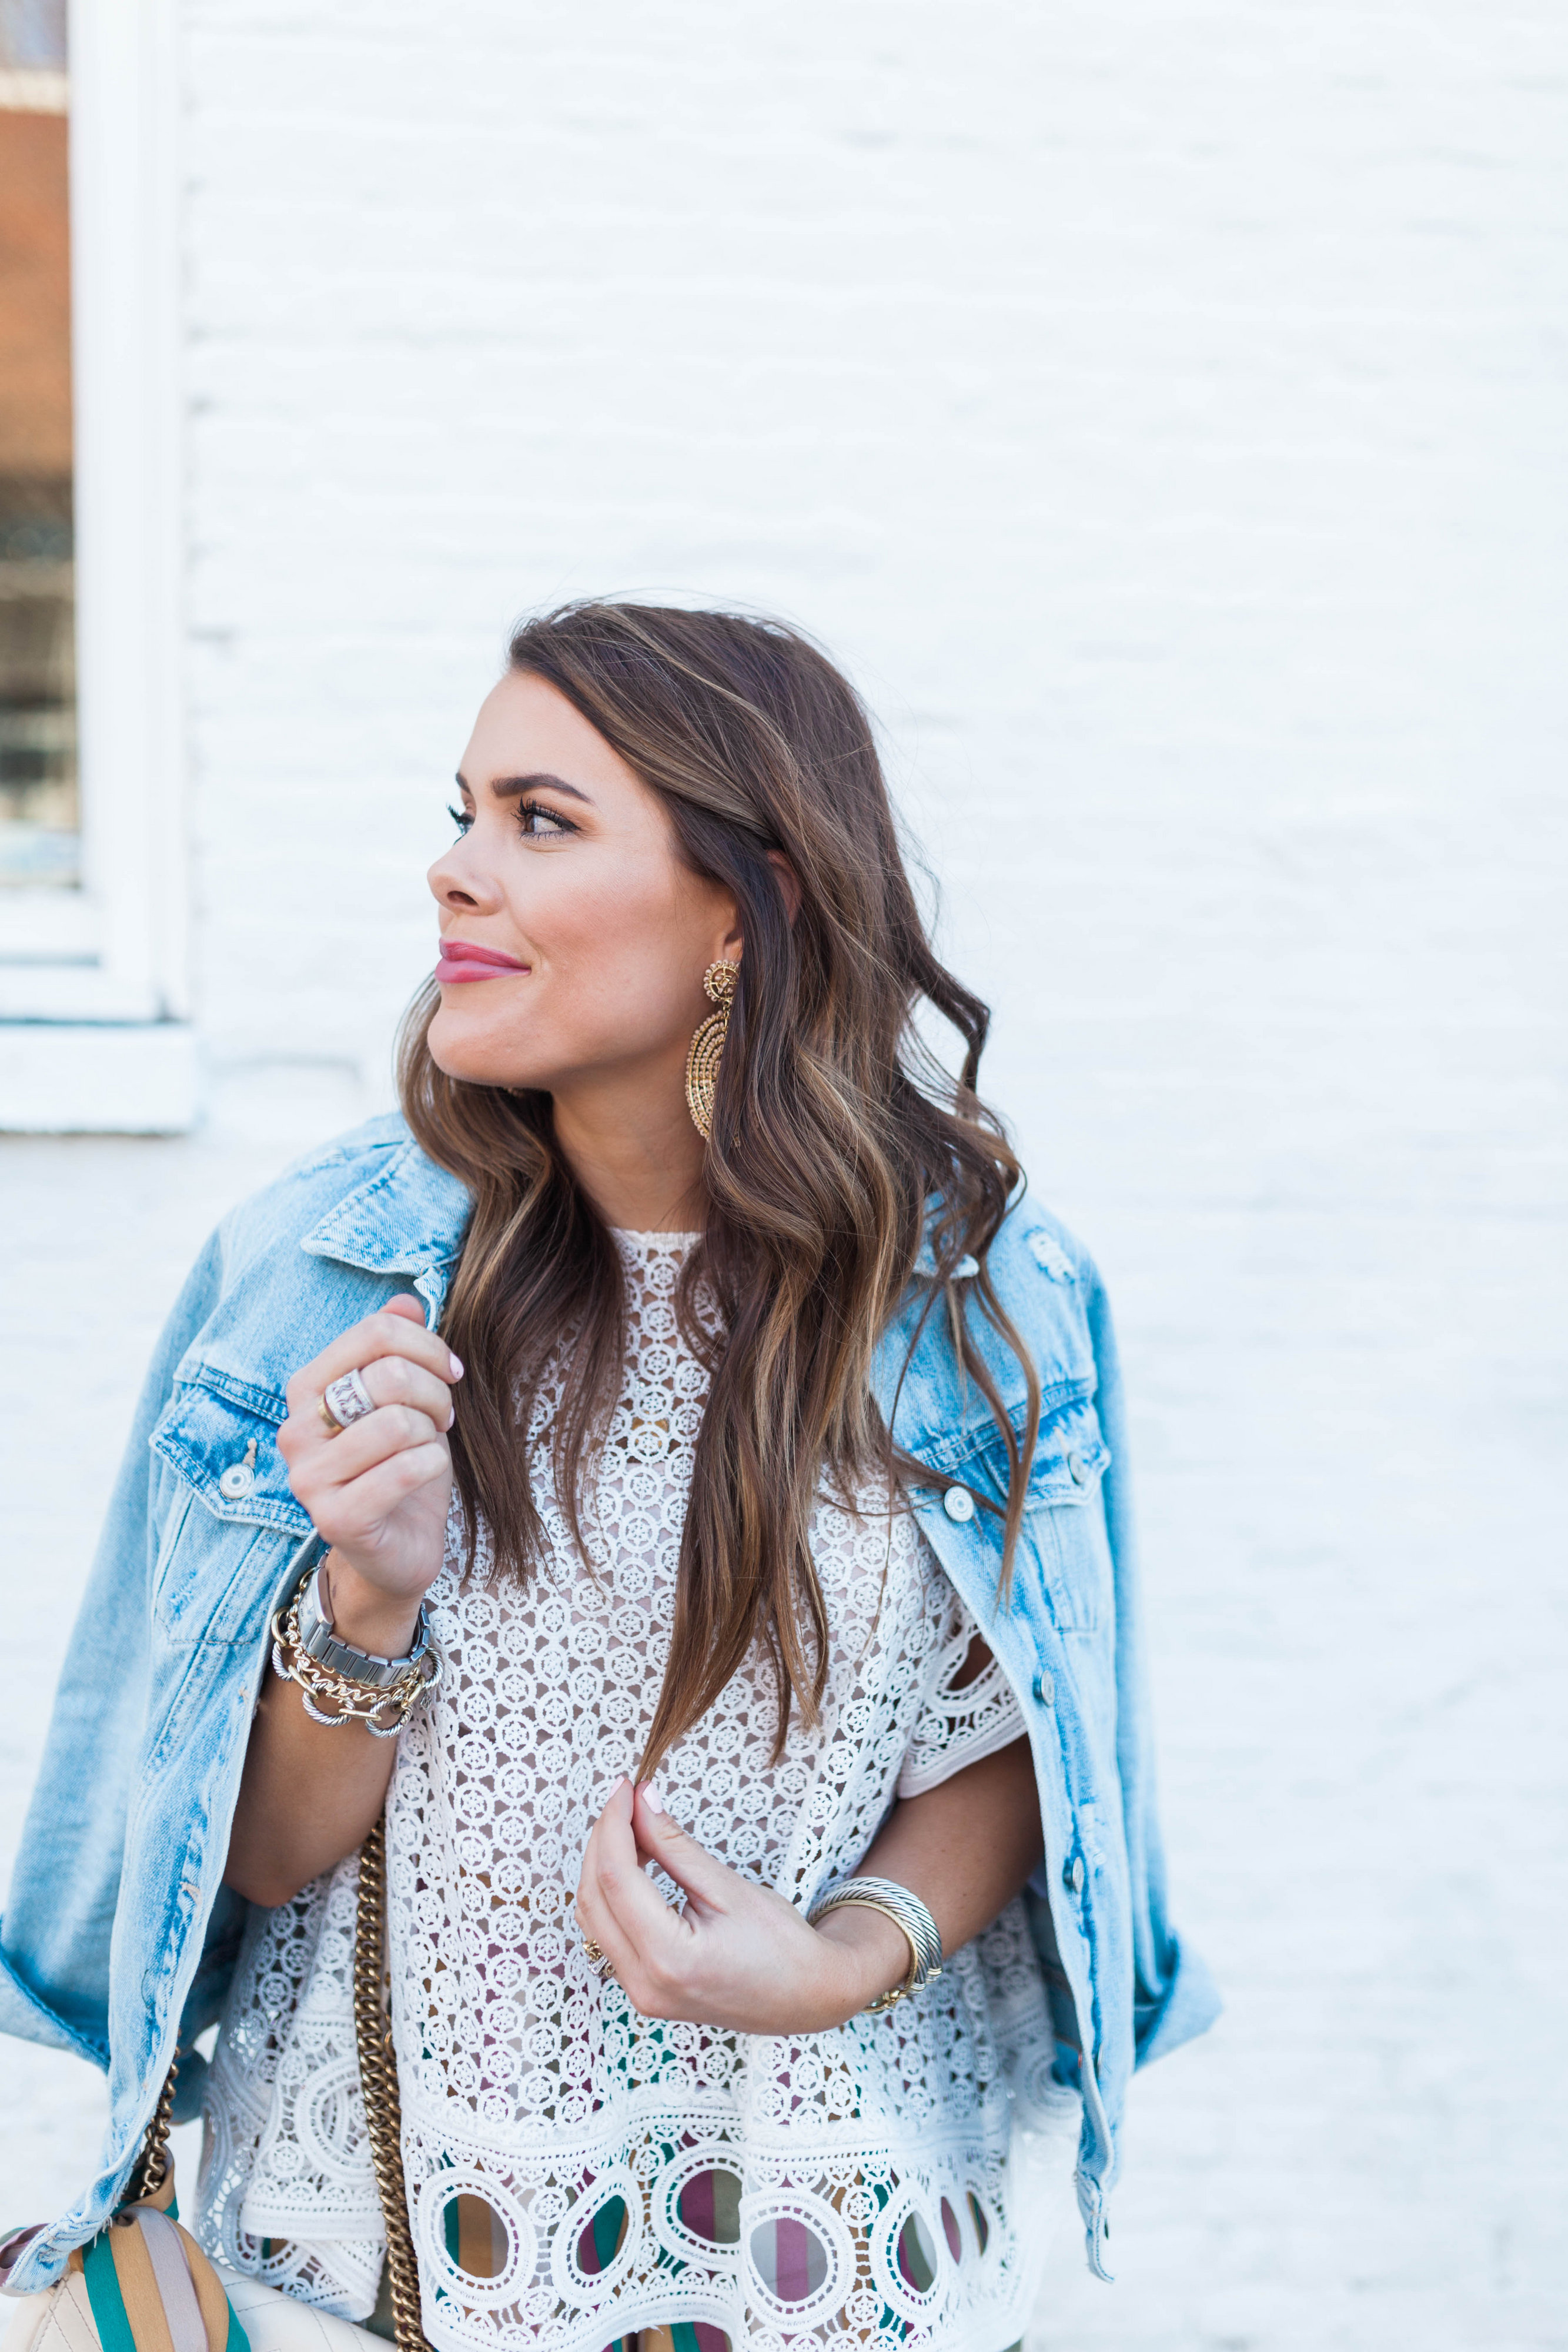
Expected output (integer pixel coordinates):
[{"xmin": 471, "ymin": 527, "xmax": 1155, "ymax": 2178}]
[{"xmin": 270, "ymin": 1588, "xmax": 442, "ymax": 1738}]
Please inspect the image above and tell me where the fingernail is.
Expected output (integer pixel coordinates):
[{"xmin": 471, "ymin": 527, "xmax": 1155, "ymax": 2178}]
[
  {"xmin": 448, "ymin": 1352, "xmax": 464, "ymax": 1378},
  {"xmin": 641, "ymin": 1782, "xmax": 664, "ymax": 1813}
]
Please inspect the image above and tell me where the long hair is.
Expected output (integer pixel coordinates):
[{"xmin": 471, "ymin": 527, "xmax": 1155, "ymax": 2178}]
[{"xmin": 398, "ymin": 600, "xmax": 1040, "ymax": 1771}]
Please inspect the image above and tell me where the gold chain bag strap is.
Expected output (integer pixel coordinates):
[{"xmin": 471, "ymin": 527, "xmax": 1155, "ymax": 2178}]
[
  {"xmin": 352, "ymin": 1815, "xmax": 430, "ymax": 2352},
  {"xmin": 1, "ymin": 1818, "xmax": 426, "ymax": 2352},
  {"xmin": 122, "ymin": 2066, "xmax": 179, "ymax": 2209}
]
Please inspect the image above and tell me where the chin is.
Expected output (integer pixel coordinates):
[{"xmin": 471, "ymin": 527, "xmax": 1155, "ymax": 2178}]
[{"xmin": 426, "ymin": 1002, "xmax": 530, "ymax": 1091}]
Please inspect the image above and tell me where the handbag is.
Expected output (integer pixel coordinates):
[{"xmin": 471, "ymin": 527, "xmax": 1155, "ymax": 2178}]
[{"xmin": 2, "ymin": 1820, "xmax": 426, "ymax": 2352}]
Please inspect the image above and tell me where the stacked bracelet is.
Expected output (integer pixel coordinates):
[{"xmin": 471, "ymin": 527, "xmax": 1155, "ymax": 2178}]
[
  {"xmin": 807, "ymin": 1875, "xmax": 944, "ymax": 2014},
  {"xmin": 270, "ymin": 1563, "xmax": 442, "ymax": 1739}
]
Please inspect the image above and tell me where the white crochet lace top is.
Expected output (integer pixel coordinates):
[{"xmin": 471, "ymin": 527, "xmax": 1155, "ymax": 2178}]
[{"xmin": 196, "ymin": 1231, "xmax": 1078, "ymax": 2352}]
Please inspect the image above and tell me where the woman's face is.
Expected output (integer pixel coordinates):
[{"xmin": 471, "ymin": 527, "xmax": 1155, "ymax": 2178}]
[{"xmin": 426, "ymin": 671, "xmax": 740, "ymax": 1101}]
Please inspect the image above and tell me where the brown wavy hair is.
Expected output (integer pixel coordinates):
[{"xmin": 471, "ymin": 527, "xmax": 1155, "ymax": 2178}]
[{"xmin": 398, "ymin": 601, "xmax": 1039, "ymax": 1770}]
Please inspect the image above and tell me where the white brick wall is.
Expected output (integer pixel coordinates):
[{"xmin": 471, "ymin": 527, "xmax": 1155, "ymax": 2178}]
[{"xmin": 4, "ymin": 3, "xmax": 1566, "ymax": 2343}]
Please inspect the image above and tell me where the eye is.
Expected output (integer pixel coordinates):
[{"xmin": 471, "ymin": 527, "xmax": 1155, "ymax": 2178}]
[
  {"xmin": 517, "ymin": 799, "xmax": 577, "ymax": 840},
  {"xmin": 446, "ymin": 803, "xmax": 473, "ymax": 836}
]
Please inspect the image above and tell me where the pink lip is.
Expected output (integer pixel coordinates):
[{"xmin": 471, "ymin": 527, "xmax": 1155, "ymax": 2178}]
[{"xmin": 435, "ymin": 938, "xmax": 530, "ymax": 983}]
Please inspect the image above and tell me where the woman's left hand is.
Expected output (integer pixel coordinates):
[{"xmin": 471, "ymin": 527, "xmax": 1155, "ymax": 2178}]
[{"xmin": 574, "ymin": 1780, "xmax": 910, "ymax": 2034}]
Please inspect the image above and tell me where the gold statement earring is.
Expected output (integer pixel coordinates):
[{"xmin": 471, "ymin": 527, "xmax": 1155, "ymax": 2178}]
[{"xmin": 684, "ymin": 959, "xmax": 740, "ymax": 1139}]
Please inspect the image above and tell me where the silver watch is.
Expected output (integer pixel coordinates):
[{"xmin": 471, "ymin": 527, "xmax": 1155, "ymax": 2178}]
[{"xmin": 295, "ymin": 1562, "xmax": 432, "ymax": 1691}]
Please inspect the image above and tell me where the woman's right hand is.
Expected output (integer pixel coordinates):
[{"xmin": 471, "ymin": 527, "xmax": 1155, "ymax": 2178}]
[{"xmin": 278, "ymin": 1294, "xmax": 464, "ymax": 1652}]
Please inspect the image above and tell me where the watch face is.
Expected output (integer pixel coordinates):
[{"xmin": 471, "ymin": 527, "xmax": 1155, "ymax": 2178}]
[{"xmin": 297, "ymin": 1568, "xmax": 328, "ymax": 1638}]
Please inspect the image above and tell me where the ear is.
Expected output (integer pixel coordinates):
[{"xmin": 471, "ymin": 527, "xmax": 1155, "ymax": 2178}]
[
  {"xmin": 716, "ymin": 896, "xmax": 745, "ymax": 963},
  {"xmin": 718, "ymin": 855, "xmax": 802, "ymax": 966},
  {"xmin": 767, "ymin": 851, "xmax": 803, "ymax": 924}
]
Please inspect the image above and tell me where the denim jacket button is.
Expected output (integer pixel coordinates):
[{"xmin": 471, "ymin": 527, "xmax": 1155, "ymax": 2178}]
[
  {"xmin": 1067, "ymin": 1856, "xmax": 1086, "ymax": 1894},
  {"xmin": 1032, "ymin": 1670, "xmax": 1054, "ymax": 1708},
  {"xmin": 218, "ymin": 1462, "xmax": 255, "ymax": 1499},
  {"xmin": 1067, "ymin": 1450, "xmax": 1088, "ymax": 1485},
  {"xmin": 942, "ymin": 1484, "xmax": 976, "ymax": 1524}
]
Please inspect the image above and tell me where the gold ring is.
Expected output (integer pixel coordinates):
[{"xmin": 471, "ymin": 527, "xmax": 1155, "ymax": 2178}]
[{"xmin": 317, "ymin": 1394, "xmax": 345, "ymax": 1435}]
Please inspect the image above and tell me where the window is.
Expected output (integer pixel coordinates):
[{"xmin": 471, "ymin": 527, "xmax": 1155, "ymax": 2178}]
[
  {"xmin": 0, "ymin": 1, "xmax": 74, "ymax": 888},
  {"xmin": 0, "ymin": 0, "xmax": 193, "ymax": 1125}
]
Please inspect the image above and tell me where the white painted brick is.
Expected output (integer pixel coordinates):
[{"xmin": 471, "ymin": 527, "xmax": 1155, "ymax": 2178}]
[{"xmin": 3, "ymin": 2, "xmax": 1565, "ymax": 2344}]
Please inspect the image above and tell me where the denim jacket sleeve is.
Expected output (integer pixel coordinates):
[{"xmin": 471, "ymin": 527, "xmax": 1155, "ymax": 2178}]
[
  {"xmin": 0, "ymin": 1230, "xmax": 228, "ymax": 2063},
  {"xmin": 1083, "ymin": 1261, "xmax": 1214, "ymax": 2067},
  {"xmin": 881, "ymin": 1202, "xmax": 1220, "ymax": 2277}
]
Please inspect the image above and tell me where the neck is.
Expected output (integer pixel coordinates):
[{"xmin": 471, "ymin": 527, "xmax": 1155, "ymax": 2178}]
[{"xmin": 549, "ymin": 1047, "xmax": 707, "ymax": 1232}]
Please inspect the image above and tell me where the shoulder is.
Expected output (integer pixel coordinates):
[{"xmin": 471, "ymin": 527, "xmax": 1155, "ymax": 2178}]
[
  {"xmin": 982, "ymin": 1188, "xmax": 1107, "ymax": 1351},
  {"xmin": 983, "ymin": 1192, "xmax": 1126, "ymax": 1428},
  {"xmin": 178, "ymin": 1115, "xmax": 471, "ymax": 1398},
  {"xmin": 224, "ymin": 1110, "xmax": 413, "ymax": 1234},
  {"xmin": 213, "ymin": 1112, "xmax": 464, "ymax": 1278},
  {"xmin": 985, "ymin": 1190, "xmax": 1099, "ymax": 1298},
  {"xmin": 972, "ymin": 1191, "xmax": 1111, "ymax": 1407},
  {"xmin": 880, "ymin": 1187, "xmax": 1108, "ymax": 1449}
]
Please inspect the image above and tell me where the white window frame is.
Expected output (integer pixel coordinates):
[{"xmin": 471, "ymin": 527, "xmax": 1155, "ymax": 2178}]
[{"xmin": 0, "ymin": 0, "xmax": 190, "ymax": 1104}]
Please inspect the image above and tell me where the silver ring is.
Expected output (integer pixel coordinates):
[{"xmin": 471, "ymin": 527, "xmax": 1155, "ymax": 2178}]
[{"xmin": 322, "ymin": 1368, "xmax": 376, "ymax": 1433}]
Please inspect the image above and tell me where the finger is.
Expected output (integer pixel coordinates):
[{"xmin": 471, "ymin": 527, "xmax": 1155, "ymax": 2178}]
[
  {"xmin": 579, "ymin": 1784, "xmax": 688, "ymax": 1975},
  {"xmin": 279, "ymin": 1387, "xmax": 454, "ymax": 1495},
  {"xmin": 579, "ymin": 1779, "xmax": 653, "ymax": 1932},
  {"xmin": 574, "ymin": 1784, "xmax": 647, "ymax": 1974},
  {"xmin": 304, "ymin": 1444, "xmax": 452, "ymax": 1541},
  {"xmin": 628, "ymin": 1785, "xmax": 737, "ymax": 1917},
  {"xmin": 285, "ymin": 1302, "xmax": 463, "ymax": 1417},
  {"xmin": 382, "ymin": 1295, "xmax": 429, "ymax": 1325},
  {"xmin": 280, "ymin": 1378, "xmax": 454, "ymax": 1485},
  {"xmin": 353, "ymin": 1353, "xmax": 456, "ymax": 1430},
  {"xmin": 304, "ymin": 1305, "xmax": 461, "ymax": 1394},
  {"xmin": 297, "ymin": 1402, "xmax": 449, "ymax": 1486}
]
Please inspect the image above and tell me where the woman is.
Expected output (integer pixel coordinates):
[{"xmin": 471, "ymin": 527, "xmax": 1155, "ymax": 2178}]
[{"xmin": 1, "ymin": 604, "xmax": 1216, "ymax": 2352}]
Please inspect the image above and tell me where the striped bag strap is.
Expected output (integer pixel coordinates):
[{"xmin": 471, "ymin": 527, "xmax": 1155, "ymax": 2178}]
[
  {"xmin": 73, "ymin": 2060, "xmax": 251, "ymax": 2352},
  {"xmin": 78, "ymin": 2205, "xmax": 246, "ymax": 2352}
]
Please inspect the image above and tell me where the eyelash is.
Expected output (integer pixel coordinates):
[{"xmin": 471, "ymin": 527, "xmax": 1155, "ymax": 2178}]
[
  {"xmin": 446, "ymin": 799, "xmax": 577, "ymax": 841},
  {"xmin": 517, "ymin": 799, "xmax": 576, "ymax": 839}
]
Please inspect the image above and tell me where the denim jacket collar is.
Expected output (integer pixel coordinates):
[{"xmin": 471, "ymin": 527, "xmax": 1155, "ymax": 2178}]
[{"xmin": 300, "ymin": 1136, "xmax": 472, "ymax": 1278}]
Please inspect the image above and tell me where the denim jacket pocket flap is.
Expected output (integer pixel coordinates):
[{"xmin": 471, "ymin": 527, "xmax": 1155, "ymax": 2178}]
[
  {"xmin": 150, "ymin": 1367, "xmax": 312, "ymax": 1536},
  {"xmin": 1022, "ymin": 1391, "xmax": 1110, "ymax": 1508},
  {"xmin": 947, "ymin": 1392, "xmax": 1112, "ymax": 1634},
  {"xmin": 1025, "ymin": 1395, "xmax": 1112, "ymax": 1631},
  {"xmin": 935, "ymin": 1388, "xmax": 1109, "ymax": 1515}
]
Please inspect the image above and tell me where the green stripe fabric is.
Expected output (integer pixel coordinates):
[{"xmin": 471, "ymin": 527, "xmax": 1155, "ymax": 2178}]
[{"xmin": 82, "ymin": 2234, "xmax": 139, "ymax": 2352}]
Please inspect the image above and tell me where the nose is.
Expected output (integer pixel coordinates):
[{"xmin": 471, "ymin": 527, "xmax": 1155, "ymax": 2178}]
[{"xmin": 427, "ymin": 829, "xmax": 503, "ymax": 916}]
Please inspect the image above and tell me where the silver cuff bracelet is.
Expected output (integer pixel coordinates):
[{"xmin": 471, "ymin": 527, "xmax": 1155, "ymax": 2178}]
[{"xmin": 807, "ymin": 1875, "xmax": 944, "ymax": 2013}]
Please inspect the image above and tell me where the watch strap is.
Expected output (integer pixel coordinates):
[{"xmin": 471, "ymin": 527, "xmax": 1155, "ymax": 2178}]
[{"xmin": 296, "ymin": 1562, "xmax": 430, "ymax": 1692}]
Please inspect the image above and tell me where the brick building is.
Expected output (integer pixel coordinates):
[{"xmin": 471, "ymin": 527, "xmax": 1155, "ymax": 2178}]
[{"xmin": 2, "ymin": 6, "xmax": 1564, "ymax": 2347}]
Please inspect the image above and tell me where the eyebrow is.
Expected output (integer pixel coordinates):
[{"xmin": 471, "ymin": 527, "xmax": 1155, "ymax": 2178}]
[{"xmin": 454, "ymin": 769, "xmax": 596, "ymax": 807}]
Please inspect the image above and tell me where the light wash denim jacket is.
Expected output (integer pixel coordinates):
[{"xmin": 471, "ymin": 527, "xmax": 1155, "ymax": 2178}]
[{"xmin": 0, "ymin": 1117, "xmax": 1218, "ymax": 2289}]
